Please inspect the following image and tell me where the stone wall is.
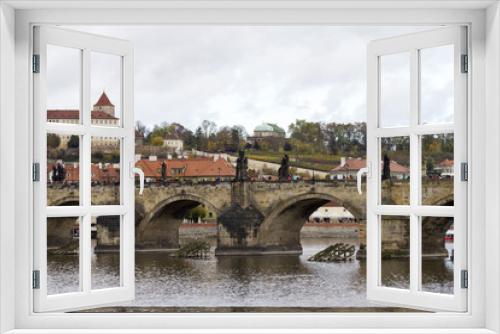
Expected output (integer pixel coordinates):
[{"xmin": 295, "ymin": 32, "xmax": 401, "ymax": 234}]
[
  {"xmin": 47, "ymin": 179, "xmax": 454, "ymax": 256},
  {"xmin": 301, "ymin": 223, "xmax": 360, "ymax": 238}
]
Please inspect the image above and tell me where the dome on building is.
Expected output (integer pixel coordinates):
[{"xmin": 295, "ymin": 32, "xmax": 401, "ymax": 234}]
[{"xmin": 254, "ymin": 123, "xmax": 274, "ymax": 132}]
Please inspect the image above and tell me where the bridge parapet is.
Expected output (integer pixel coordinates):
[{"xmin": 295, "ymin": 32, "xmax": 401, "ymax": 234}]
[{"xmin": 47, "ymin": 179, "xmax": 454, "ymax": 256}]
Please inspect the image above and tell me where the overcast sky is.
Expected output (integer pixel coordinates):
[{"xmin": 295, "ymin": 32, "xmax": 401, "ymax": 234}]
[{"xmin": 47, "ymin": 25, "xmax": 451, "ymax": 134}]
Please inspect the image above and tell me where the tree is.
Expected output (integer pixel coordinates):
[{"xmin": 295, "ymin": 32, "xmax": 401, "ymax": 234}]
[
  {"xmin": 67, "ymin": 135, "xmax": 79, "ymax": 149},
  {"xmin": 214, "ymin": 126, "xmax": 232, "ymax": 152},
  {"xmin": 201, "ymin": 120, "xmax": 217, "ymax": 138},
  {"xmin": 150, "ymin": 136, "xmax": 164, "ymax": 146},
  {"xmin": 283, "ymin": 142, "xmax": 293, "ymax": 151},
  {"xmin": 47, "ymin": 133, "xmax": 61, "ymax": 149},
  {"xmin": 194, "ymin": 127, "xmax": 205, "ymax": 150},
  {"xmin": 230, "ymin": 128, "xmax": 240, "ymax": 152},
  {"xmin": 324, "ymin": 122, "xmax": 366, "ymax": 157},
  {"xmin": 135, "ymin": 120, "xmax": 147, "ymax": 136},
  {"xmin": 186, "ymin": 205, "xmax": 207, "ymax": 221},
  {"xmin": 288, "ymin": 119, "xmax": 325, "ymax": 153}
]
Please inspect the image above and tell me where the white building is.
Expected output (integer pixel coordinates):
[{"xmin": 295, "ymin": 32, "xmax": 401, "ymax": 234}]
[
  {"xmin": 309, "ymin": 202, "xmax": 356, "ymax": 224},
  {"xmin": 330, "ymin": 157, "xmax": 410, "ymax": 180},
  {"xmin": 47, "ymin": 92, "xmax": 119, "ymax": 147},
  {"xmin": 435, "ymin": 159, "xmax": 454, "ymax": 177},
  {"xmin": 163, "ymin": 138, "xmax": 184, "ymax": 153}
]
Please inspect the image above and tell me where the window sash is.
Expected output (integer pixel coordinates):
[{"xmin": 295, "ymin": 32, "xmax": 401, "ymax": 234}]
[
  {"xmin": 366, "ymin": 26, "xmax": 468, "ymax": 312},
  {"xmin": 32, "ymin": 26, "xmax": 135, "ymax": 312}
]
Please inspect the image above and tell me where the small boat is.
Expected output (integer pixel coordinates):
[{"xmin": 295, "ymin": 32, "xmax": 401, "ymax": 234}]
[{"xmin": 444, "ymin": 229, "xmax": 454, "ymax": 241}]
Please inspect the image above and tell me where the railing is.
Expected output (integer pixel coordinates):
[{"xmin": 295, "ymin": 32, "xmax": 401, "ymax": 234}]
[{"xmin": 47, "ymin": 179, "xmax": 362, "ymax": 188}]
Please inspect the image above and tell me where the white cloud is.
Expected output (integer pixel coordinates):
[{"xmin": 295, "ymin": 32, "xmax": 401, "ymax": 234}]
[{"xmin": 50, "ymin": 25, "xmax": 439, "ymax": 134}]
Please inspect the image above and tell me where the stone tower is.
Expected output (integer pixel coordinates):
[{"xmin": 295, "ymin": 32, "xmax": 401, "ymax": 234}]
[{"xmin": 93, "ymin": 91, "xmax": 115, "ymax": 116}]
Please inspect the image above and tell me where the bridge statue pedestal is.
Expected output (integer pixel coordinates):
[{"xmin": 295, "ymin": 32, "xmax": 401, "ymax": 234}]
[{"xmin": 216, "ymin": 182, "xmax": 269, "ymax": 255}]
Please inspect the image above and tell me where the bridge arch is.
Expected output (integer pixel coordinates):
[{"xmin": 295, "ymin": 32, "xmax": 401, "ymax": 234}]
[
  {"xmin": 421, "ymin": 194, "xmax": 454, "ymax": 256},
  {"xmin": 146, "ymin": 193, "xmax": 221, "ymax": 223},
  {"xmin": 136, "ymin": 193, "xmax": 221, "ymax": 250},
  {"xmin": 257, "ymin": 192, "xmax": 362, "ymax": 252}
]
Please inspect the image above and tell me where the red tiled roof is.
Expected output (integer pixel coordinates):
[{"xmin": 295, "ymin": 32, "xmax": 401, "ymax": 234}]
[
  {"xmin": 387, "ymin": 160, "xmax": 410, "ymax": 173},
  {"xmin": 331, "ymin": 158, "xmax": 409, "ymax": 174},
  {"xmin": 63, "ymin": 164, "xmax": 79, "ymax": 182},
  {"xmin": 135, "ymin": 158, "xmax": 235, "ymax": 179},
  {"xmin": 47, "ymin": 109, "xmax": 118, "ymax": 120},
  {"xmin": 47, "ymin": 110, "xmax": 79, "ymax": 120},
  {"xmin": 438, "ymin": 159, "xmax": 454, "ymax": 167},
  {"xmin": 49, "ymin": 163, "xmax": 120, "ymax": 183},
  {"xmin": 94, "ymin": 92, "xmax": 114, "ymax": 107},
  {"xmin": 331, "ymin": 158, "xmax": 366, "ymax": 172}
]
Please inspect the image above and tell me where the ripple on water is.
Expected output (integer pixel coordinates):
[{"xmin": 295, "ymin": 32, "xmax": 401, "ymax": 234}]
[{"xmin": 47, "ymin": 238, "xmax": 453, "ymax": 307}]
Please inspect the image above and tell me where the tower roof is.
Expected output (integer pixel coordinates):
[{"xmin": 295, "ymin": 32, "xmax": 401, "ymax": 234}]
[
  {"xmin": 254, "ymin": 123, "xmax": 285, "ymax": 134},
  {"xmin": 94, "ymin": 91, "xmax": 114, "ymax": 107}
]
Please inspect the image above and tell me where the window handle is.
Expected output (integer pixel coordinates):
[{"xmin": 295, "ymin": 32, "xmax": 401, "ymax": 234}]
[
  {"xmin": 357, "ymin": 162, "xmax": 371, "ymax": 195},
  {"xmin": 130, "ymin": 163, "xmax": 144, "ymax": 195}
]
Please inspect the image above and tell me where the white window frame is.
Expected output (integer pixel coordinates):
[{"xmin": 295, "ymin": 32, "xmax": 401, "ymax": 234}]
[
  {"xmin": 32, "ymin": 26, "xmax": 136, "ymax": 312},
  {"xmin": 366, "ymin": 26, "xmax": 468, "ymax": 312},
  {"xmin": 0, "ymin": 1, "xmax": 498, "ymax": 333}
]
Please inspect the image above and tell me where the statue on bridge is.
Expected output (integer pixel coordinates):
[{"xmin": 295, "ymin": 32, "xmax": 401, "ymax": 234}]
[
  {"xmin": 161, "ymin": 161, "xmax": 167, "ymax": 180},
  {"xmin": 235, "ymin": 150, "xmax": 248, "ymax": 181},
  {"xmin": 382, "ymin": 154, "xmax": 391, "ymax": 181},
  {"xmin": 51, "ymin": 161, "xmax": 66, "ymax": 182},
  {"xmin": 278, "ymin": 154, "xmax": 290, "ymax": 181}
]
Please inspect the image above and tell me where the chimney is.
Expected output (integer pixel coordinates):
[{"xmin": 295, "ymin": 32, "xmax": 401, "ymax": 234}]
[
  {"xmin": 135, "ymin": 154, "xmax": 141, "ymax": 162},
  {"xmin": 149, "ymin": 155, "xmax": 157, "ymax": 161},
  {"xmin": 340, "ymin": 157, "xmax": 346, "ymax": 167}
]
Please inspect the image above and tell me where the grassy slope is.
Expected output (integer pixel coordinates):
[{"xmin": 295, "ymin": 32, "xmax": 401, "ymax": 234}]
[{"xmin": 244, "ymin": 150, "xmax": 344, "ymax": 172}]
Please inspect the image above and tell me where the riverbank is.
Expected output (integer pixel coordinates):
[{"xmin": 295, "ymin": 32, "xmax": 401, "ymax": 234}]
[{"xmin": 178, "ymin": 222, "xmax": 361, "ymax": 240}]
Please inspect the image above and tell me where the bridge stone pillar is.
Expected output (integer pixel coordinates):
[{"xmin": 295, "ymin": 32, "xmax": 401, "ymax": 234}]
[
  {"xmin": 216, "ymin": 182, "xmax": 265, "ymax": 255},
  {"xmin": 136, "ymin": 209, "xmax": 182, "ymax": 250},
  {"xmin": 95, "ymin": 216, "xmax": 121, "ymax": 252},
  {"xmin": 47, "ymin": 217, "xmax": 79, "ymax": 254},
  {"xmin": 230, "ymin": 181, "xmax": 250, "ymax": 208}
]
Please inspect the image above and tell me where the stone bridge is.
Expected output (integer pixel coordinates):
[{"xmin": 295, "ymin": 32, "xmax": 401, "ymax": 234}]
[{"xmin": 48, "ymin": 179, "xmax": 453, "ymax": 256}]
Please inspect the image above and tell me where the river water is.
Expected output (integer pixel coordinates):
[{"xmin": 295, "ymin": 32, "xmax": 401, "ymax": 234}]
[{"xmin": 47, "ymin": 238, "xmax": 454, "ymax": 308}]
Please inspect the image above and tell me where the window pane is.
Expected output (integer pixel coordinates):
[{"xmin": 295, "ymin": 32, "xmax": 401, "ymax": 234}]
[
  {"xmin": 91, "ymin": 52, "xmax": 121, "ymax": 127},
  {"xmin": 421, "ymin": 217, "xmax": 454, "ymax": 294},
  {"xmin": 380, "ymin": 137, "xmax": 410, "ymax": 205},
  {"xmin": 421, "ymin": 133, "xmax": 454, "ymax": 206},
  {"xmin": 47, "ymin": 45, "xmax": 81, "ymax": 124},
  {"xmin": 47, "ymin": 133, "xmax": 80, "ymax": 206},
  {"xmin": 92, "ymin": 215, "xmax": 121, "ymax": 289},
  {"xmin": 47, "ymin": 216, "xmax": 80, "ymax": 295},
  {"xmin": 91, "ymin": 137, "xmax": 121, "ymax": 205},
  {"xmin": 380, "ymin": 52, "xmax": 410, "ymax": 128},
  {"xmin": 420, "ymin": 45, "xmax": 454, "ymax": 125},
  {"xmin": 381, "ymin": 215, "xmax": 410, "ymax": 289}
]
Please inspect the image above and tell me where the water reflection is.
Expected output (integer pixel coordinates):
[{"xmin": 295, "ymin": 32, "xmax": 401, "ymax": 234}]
[
  {"xmin": 47, "ymin": 238, "xmax": 454, "ymax": 307},
  {"xmin": 421, "ymin": 241, "xmax": 454, "ymax": 294}
]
